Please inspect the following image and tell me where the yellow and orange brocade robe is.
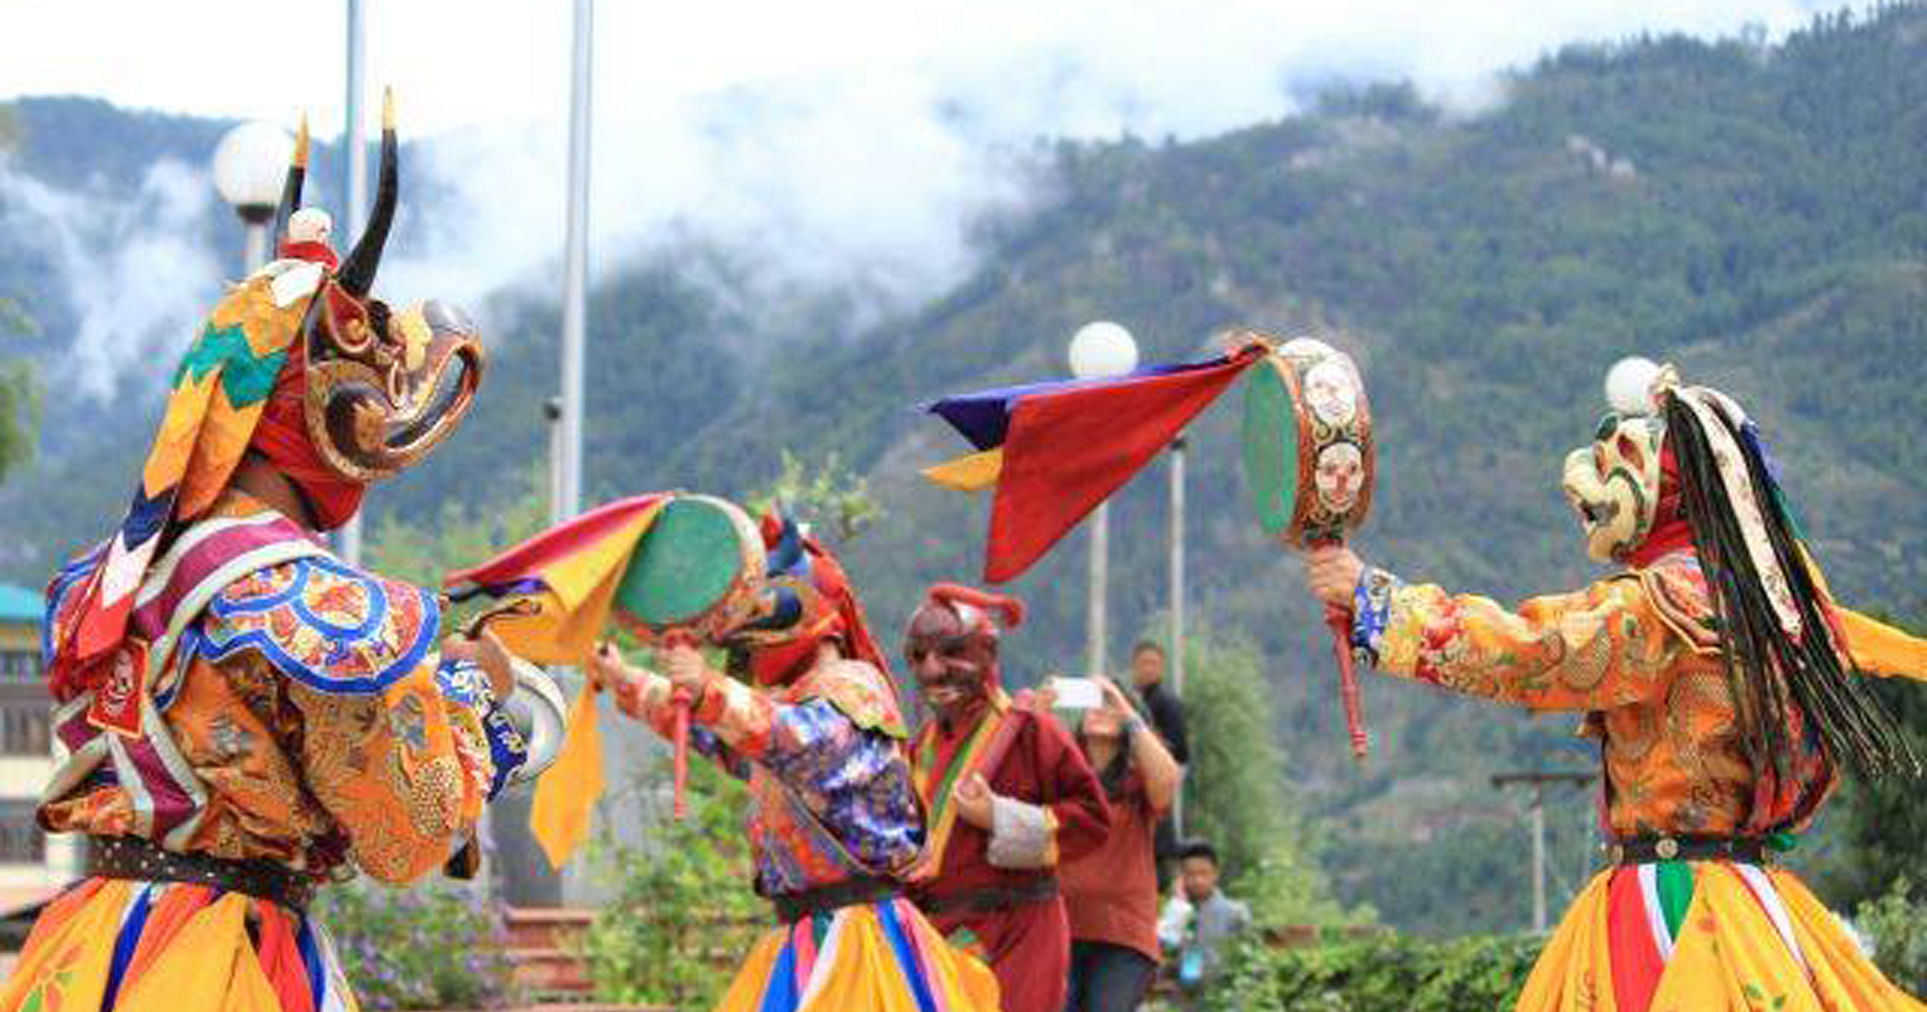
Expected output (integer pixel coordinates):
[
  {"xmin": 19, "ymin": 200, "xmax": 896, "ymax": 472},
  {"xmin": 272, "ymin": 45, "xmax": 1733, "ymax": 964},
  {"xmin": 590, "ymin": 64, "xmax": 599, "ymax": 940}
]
[
  {"xmin": 1351, "ymin": 549, "xmax": 1830, "ymax": 839},
  {"xmin": 41, "ymin": 491, "xmax": 522, "ymax": 883}
]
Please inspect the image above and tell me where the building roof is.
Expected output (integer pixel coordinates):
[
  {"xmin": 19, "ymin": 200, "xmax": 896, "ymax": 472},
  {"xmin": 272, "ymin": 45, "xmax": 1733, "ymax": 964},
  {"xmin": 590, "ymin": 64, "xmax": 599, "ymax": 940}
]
[{"xmin": 0, "ymin": 585, "xmax": 42, "ymax": 626}]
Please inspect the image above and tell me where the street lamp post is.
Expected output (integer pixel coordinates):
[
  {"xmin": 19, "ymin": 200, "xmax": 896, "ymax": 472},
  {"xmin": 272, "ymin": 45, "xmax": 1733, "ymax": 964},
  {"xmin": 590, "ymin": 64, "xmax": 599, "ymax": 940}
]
[
  {"xmin": 211, "ymin": 121, "xmax": 294, "ymax": 274},
  {"xmin": 1067, "ymin": 321, "xmax": 1138, "ymax": 677}
]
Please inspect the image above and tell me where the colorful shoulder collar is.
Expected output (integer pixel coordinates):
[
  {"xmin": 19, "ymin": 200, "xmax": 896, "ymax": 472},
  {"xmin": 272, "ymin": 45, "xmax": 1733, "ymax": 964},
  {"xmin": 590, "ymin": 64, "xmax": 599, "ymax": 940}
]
[
  {"xmin": 787, "ymin": 658, "xmax": 909, "ymax": 739},
  {"xmin": 194, "ymin": 553, "xmax": 442, "ymax": 696}
]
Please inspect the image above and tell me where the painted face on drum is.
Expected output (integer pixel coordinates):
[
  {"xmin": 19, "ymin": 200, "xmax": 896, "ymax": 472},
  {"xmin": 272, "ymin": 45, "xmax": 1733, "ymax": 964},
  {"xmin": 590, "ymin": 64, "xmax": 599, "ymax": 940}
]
[
  {"xmin": 904, "ymin": 606, "xmax": 992, "ymax": 718},
  {"xmin": 1314, "ymin": 442, "xmax": 1364, "ymax": 510}
]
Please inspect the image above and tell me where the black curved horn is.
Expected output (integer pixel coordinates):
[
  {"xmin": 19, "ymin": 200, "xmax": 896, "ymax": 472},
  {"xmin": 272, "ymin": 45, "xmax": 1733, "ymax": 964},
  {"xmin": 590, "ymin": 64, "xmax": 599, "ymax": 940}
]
[
  {"xmin": 338, "ymin": 88, "xmax": 398, "ymax": 296},
  {"xmin": 269, "ymin": 115, "xmax": 310, "ymax": 249}
]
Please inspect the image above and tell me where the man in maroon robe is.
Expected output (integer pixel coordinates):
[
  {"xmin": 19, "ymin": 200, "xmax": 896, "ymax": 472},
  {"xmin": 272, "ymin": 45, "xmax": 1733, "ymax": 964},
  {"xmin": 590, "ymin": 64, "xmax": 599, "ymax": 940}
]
[{"xmin": 905, "ymin": 583, "xmax": 1113, "ymax": 1012}]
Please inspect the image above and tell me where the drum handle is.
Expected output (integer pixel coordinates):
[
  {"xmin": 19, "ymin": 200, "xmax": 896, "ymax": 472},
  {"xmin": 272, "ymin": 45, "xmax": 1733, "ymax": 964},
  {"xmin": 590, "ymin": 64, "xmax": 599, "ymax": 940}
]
[
  {"xmin": 1311, "ymin": 538, "xmax": 1369, "ymax": 762},
  {"xmin": 661, "ymin": 631, "xmax": 696, "ymax": 821}
]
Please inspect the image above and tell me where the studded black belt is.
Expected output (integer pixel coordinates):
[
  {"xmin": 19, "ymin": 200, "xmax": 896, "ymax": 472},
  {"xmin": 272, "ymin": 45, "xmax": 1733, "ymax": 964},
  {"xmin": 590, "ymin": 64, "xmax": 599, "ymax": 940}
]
[
  {"xmin": 768, "ymin": 875, "xmax": 902, "ymax": 924},
  {"xmin": 1607, "ymin": 836, "xmax": 1768, "ymax": 866},
  {"xmin": 88, "ymin": 835, "xmax": 321, "ymax": 912}
]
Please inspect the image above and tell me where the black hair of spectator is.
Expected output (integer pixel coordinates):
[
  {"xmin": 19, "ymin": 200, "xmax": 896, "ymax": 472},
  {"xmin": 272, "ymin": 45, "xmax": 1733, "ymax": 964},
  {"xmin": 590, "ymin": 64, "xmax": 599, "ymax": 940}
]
[
  {"xmin": 1178, "ymin": 840, "xmax": 1218, "ymax": 866},
  {"xmin": 1131, "ymin": 640, "xmax": 1165, "ymax": 660},
  {"xmin": 1073, "ymin": 720, "xmax": 1135, "ymax": 801}
]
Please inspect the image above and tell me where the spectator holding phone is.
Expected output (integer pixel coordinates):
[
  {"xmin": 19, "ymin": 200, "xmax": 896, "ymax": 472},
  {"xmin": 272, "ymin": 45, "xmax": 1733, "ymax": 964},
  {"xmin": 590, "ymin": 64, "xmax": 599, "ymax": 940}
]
[
  {"xmin": 1128, "ymin": 641, "xmax": 1189, "ymax": 891},
  {"xmin": 1056, "ymin": 676, "xmax": 1183, "ymax": 1011}
]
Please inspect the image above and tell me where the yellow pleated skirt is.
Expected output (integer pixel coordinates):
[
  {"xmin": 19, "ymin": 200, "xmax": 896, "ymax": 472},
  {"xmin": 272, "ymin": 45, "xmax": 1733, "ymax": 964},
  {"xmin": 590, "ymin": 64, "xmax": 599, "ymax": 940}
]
[
  {"xmin": 0, "ymin": 877, "xmax": 355, "ymax": 1012},
  {"xmin": 715, "ymin": 897, "xmax": 999, "ymax": 1012},
  {"xmin": 1519, "ymin": 861, "xmax": 1924, "ymax": 1011}
]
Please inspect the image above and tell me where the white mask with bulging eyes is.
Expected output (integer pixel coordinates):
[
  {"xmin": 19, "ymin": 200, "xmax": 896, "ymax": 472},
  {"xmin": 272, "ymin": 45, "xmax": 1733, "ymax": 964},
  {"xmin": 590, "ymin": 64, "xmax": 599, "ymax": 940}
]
[{"xmin": 1562, "ymin": 414, "xmax": 1665, "ymax": 563}]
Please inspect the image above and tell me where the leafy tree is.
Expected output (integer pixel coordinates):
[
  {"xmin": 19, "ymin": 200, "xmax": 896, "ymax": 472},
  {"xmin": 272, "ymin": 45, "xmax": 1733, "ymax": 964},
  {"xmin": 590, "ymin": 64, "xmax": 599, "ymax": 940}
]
[
  {"xmin": 1858, "ymin": 877, "xmax": 1927, "ymax": 996},
  {"xmin": 1176, "ymin": 624, "xmax": 1356, "ymax": 926},
  {"xmin": 1211, "ymin": 931, "xmax": 1545, "ymax": 1011},
  {"xmin": 0, "ymin": 105, "xmax": 37, "ymax": 484},
  {"xmin": 0, "ymin": 322, "xmax": 35, "ymax": 483}
]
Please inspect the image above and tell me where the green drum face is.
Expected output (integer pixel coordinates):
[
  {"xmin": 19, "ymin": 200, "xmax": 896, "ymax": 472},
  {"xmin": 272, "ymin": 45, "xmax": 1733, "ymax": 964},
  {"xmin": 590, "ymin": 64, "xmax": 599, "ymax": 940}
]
[
  {"xmin": 614, "ymin": 494, "xmax": 766, "ymax": 642},
  {"xmin": 1238, "ymin": 335, "xmax": 1374, "ymax": 548},
  {"xmin": 1242, "ymin": 355, "xmax": 1300, "ymax": 538}
]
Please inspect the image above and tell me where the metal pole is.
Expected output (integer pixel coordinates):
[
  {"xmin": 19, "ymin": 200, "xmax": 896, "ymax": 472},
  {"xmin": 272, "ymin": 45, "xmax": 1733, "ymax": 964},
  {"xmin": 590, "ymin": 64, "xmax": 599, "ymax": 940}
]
[
  {"xmin": 1086, "ymin": 502, "xmax": 1109, "ymax": 676},
  {"xmin": 1531, "ymin": 784, "xmax": 1547, "ymax": 932},
  {"xmin": 556, "ymin": 0, "xmax": 593, "ymax": 524},
  {"xmin": 496, "ymin": 0, "xmax": 594, "ymax": 911},
  {"xmin": 242, "ymin": 222, "xmax": 269, "ymax": 273},
  {"xmin": 1169, "ymin": 435, "xmax": 1186, "ymax": 835},
  {"xmin": 336, "ymin": 0, "xmax": 368, "ymax": 566},
  {"xmin": 546, "ymin": 397, "xmax": 565, "ymax": 523},
  {"xmin": 1493, "ymin": 771, "xmax": 1590, "ymax": 932}
]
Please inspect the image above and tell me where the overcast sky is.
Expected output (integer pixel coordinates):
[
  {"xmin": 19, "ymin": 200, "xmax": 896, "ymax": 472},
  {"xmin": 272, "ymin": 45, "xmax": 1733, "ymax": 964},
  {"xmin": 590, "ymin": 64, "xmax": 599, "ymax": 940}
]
[
  {"xmin": 3, "ymin": 0, "xmax": 1823, "ymax": 137},
  {"xmin": 2, "ymin": 0, "xmax": 1829, "ymax": 396}
]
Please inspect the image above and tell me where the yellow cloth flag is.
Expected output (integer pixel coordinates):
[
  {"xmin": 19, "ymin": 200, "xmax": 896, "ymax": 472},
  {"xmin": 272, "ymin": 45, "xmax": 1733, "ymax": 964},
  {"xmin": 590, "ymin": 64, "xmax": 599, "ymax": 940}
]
[
  {"xmin": 483, "ymin": 505, "xmax": 662, "ymax": 665},
  {"xmin": 1837, "ymin": 607, "xmax": 1927, "ymax": 683},
  {"xmin": 921, "ymin": 447, "xmax": 1004, "ymax": 492},
  {"xmin": 530, "ymin": 681, "xmax": 608, "ymax": 870}
]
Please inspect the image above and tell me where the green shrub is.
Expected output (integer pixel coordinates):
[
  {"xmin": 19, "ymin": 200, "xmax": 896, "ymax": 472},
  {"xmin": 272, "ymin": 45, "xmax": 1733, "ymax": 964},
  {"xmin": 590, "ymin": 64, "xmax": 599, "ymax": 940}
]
[
  {"xmin": 1210, "ymin": 932, "xmax": 1545, "ymax": 1011},
  {"xmin": 1167, "ymin": 626, "xmax": 1358, "ymax": 928},
  {"xmin": 1858, "ymin": 876, "xmax": 1927, "ymax": 995},
  {"xmin": 314, "ymin": 878, "xmax": 518, "ymax": 1011},
  {"xmin": 580, "ymin": 759, "xmax": 766, "ymax": 1010}
]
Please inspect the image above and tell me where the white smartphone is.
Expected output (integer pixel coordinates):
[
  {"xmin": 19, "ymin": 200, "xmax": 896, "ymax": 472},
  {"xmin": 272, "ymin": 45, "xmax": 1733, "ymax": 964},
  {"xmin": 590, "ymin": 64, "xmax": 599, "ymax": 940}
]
[{"xmin": 1050, "ymin": 676, "xmax": 1104, "ymax": 710}]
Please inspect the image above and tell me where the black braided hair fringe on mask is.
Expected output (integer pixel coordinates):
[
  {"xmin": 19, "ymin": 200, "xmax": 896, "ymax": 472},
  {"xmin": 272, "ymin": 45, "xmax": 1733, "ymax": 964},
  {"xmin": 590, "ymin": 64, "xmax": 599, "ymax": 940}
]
[{"xmin": 1660, "ymin": 393, "xmax": 1917, "ymax": 782}]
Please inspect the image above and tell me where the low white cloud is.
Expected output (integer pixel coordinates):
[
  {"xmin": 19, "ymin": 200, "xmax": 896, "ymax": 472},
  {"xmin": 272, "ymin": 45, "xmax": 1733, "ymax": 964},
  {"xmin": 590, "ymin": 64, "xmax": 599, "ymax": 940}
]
[
  {"xmin": 0, "ymin": 0, "xmax": 1830, "ymax": 393},
  {"xmin": 0, "ymin": 157, "xmax": 222, "ymax": 399}
]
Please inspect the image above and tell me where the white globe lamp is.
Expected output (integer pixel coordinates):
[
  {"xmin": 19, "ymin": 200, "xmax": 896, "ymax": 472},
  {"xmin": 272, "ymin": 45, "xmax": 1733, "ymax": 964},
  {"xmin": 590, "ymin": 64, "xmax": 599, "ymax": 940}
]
[
  {"xmin": 1068, "ymin": 320, "xmax": 1139, "ymax": 380},
  {"xmin": 211, "ymin": 120, "xmax": 293, "ymax": 271}
]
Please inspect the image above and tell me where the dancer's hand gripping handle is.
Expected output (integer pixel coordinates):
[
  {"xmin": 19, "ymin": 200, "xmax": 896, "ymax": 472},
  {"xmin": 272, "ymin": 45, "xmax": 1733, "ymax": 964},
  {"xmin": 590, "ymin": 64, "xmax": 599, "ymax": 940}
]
[
  {"xmin": 1305, "ymin": 542, "xmax": 1368, "ymax": 761},
  {"xmin": 659, "ymin": 633, "xmax": 700, "ymax": 821}
]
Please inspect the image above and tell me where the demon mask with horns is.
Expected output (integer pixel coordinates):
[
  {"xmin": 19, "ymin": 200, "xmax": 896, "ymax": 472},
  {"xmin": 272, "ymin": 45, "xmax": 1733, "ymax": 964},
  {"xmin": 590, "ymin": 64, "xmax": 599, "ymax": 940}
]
[{"xmin": 49, "ymin": 94, "xmax": 485, "ymax": 700}]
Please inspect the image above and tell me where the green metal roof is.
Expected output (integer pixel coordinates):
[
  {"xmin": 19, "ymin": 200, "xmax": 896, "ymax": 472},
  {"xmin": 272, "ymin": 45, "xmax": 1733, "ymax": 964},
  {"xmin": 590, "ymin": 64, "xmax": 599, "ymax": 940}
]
[{"xmin": 0, "ymin": 584, "xmax": 41, "ymax": 626}]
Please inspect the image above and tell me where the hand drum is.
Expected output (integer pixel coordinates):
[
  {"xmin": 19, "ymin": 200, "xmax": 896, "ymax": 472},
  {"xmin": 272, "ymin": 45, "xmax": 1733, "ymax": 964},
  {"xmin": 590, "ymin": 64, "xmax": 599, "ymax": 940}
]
[
  {"xmin": 1240, "ymin": 335, "xmax": 1375, "ymax": 547},
  {"xmin": 611, "ymin": 493, "xmax": 766, "ymax": 817},
  {"xmin": 1239, "ymin": 333, "xmax": 1375, "ymax": 759},
  {"xmin": 612, "ymin": 494, "xmax": 767, "ymax": 646}
]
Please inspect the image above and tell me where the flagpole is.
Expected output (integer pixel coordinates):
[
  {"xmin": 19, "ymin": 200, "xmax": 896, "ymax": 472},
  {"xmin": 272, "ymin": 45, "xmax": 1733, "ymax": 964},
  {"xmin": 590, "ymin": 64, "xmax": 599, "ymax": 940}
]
[
  {"xmin": 1067, "ymin": 322, "xmax": 1138, "ymax": 678},
  {"xmin": 1169, "ymin": 433, "xmax": 1186, "ymax": 835},
  {"xmin": 557, "ymin": 0, "xmax": 593, "ymax": 525},
  {"xmin": 500, "ymin": 0, "xmax": 596, "ymax": 910},
  {"xmin": 337, "ymin": 0, "xmax": 367, "ymax": 566},
  {"xmin": 1087, "ymin": 503, "xmax": 1109, "ymax": 676}
]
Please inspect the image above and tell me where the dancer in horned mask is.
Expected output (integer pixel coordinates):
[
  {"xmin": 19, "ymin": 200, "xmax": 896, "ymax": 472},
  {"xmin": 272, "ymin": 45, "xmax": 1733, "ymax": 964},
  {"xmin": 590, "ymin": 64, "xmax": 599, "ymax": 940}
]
[{"xmin": 2, "ymin": 103, "xmax": 564, "ymax": 1012}]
